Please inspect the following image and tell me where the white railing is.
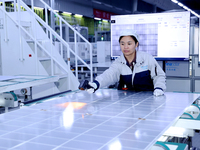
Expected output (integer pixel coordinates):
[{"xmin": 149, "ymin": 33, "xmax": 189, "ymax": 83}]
[
  {"xmin": 0, "ymin": 0, "xmax": 93, "ymax": 83},
  {"xmin": 40, "ymin": 0, "xmax": 93, "ymax": 81}
]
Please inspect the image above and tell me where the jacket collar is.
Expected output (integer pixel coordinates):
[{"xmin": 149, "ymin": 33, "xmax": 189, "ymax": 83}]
[{"xmin": 120, "ymin": 51, "xmax": 144, "ymax": 66}]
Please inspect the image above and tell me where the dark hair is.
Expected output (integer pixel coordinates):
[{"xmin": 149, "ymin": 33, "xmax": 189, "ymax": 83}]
[{"xmin": 119, "ymin": 35, "xmax": 138, "ymax": 44}]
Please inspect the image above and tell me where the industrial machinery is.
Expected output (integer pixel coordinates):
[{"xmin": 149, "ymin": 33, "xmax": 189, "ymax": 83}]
[{"xmin": 0, "ymin": 75, "xmax": 59, "ymax": 113}]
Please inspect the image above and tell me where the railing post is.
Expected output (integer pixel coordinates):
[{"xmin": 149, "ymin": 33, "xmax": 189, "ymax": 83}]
[
  {"xmin": 17, "ymin": 0, "xmax": 24, "ymax": 62},
  {"xmin": 89, "ymin": 44, "xmax": 93, "ymax": 82},
  {"xmin": 67, "ymin": 44, "xmax": 70, "ymax": 89},
  {"xmin": 50, "ymin": 30, "xmax": 54, "ymax": 76},
  {"xmin": 2, "ymin": 0, "xmax": 8, "ymax": 42},
  {"xmin": 45, "ymin": 5, "xmax": 48, "ymax": 34},
  {"xmin": 60, "ymin": 18, "xmax": 63, "ymax": 57},
  {"xmin": 74, "ymin": 32, "xmax": 78, "ymax": 80},
  {"xmin": 13, "ymin": 0, "xmax": 16, "ymax": 12},
  {"xmin": 30, "ymin": 0, "xmax": 39, "ymax": 75},
  {"xmin": 31, "ymin": 0, "xmax": 34, "ymax": 11}
]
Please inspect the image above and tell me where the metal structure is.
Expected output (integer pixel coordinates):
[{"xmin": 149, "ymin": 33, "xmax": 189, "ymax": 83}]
[{"xmin": 0, "ymin": 0, "xmax": 94, "ymax": 91}]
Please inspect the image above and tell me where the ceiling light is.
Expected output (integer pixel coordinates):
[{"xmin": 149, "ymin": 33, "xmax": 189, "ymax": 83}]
[
  {"xmin": 190, "ymin": 11, "xmax": 200, "ymax": 18},
  {"xmin": 183, "ymin": 6, "xmax": 188, "ymax": 10},
  {"xmin": 171, "ymin": 0, "xmax": 199, "ymax": 18},
  {"xmin": 64, "ymin": 12, "xmax": 71, "ymax": 15},
  {"xmin": 75, "ymin": 14, "xmax": 83, "ymax": 17},
  {"xmin": 115, "ymin": 7, "xmax": 123, "ymax": 11},
  {"xmin": 104, "ymin": 4, "xmax": 113, "ymax": 8},
  {"xmin": 191, "ymin": 11, "xmax": 195, "ymax": 15},
  {"xmin": 178, "ymin": 2, "xmax": 183, "ymax": 7},
  {"xmin": 34, "ymin": 7, "xmax": 43, "ymax": 9},
  {"xmin": 92, "ymin": 0, "xmax": 101, "ymax": 4},
  {"xmin": 102, "ymin": 19, "xmax": 109, "ymax": 22},
  {"xmin": 171, "ymin": 0, "xmax": 178, "ymax": 3},
  {"xmin": 94, "ymin": 17, "xmax": 101, "ymax": 20}
]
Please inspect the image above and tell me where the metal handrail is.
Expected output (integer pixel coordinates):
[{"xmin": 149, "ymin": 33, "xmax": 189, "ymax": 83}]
[
  {"xmin": 1, "ymin": 0, "xmax": 93, "ymax": 83},
  {"xmin": 20, "ymin": 0, "xmax": 92, "ymax": 70},
  {"xmin": 0, "ymin": 6, "xmax": 70, "ymax": 74},
  {"xmin": 40, "ymin": 0, "xmax": 93, "ymax": 81}
]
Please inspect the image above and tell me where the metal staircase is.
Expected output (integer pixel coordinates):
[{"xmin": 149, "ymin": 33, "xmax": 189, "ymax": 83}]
[{"xmin": 0, "ymin": 0, "xmax": 93, "ymax": 91}]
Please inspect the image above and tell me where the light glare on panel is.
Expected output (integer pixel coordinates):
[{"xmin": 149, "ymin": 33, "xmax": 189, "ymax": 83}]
[
  {"xmin": 62, "ymin": 103, "xmax": 74, "ymax": 129},
  {"xmin": 108, "ymin": 139, "xmax": 122, "ymax": 150}
]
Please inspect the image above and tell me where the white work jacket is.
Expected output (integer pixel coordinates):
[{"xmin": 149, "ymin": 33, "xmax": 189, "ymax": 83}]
[{"xmin": 95, "ymin": 50, "xmax": 166, "ymax": 91}]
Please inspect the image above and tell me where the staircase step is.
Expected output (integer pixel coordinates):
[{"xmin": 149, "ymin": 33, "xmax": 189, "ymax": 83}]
[
  {"xmin": 16, "ymin": 21, "xmax": 31, "ymax": 27},
  {"xmin": 26, "ymin": 39, "xmax": 46, "ymax": 43},
  {"xmin": 55, "ymin": 74, "xmax": 68, "ymax": 79},
  {"xmin": 21, "ymin": 21, "xmax": 31, "ymax": 27},
  {"xmin": 38, "ymin": 57, "xmax": 51, "ymax": 61}
]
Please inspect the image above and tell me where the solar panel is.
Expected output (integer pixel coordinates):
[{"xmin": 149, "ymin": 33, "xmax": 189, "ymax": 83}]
[{"xmin": 0, "ymin": 89, "xmax": 199, "ymax": 150}]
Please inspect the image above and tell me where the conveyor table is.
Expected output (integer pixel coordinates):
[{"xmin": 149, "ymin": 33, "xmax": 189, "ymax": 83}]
[
  {"xmin": 0, "ymin": 89, "xmax": 199, "ymax": 150},
  {"xmin": 0, "ymin": 75, "xmax": 59, "ymax": 93}
]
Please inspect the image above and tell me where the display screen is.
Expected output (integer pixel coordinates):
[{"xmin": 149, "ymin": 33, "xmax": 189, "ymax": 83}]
[{"xmin": 111, "ymin": 11, "xmax": 190, "ymax": 60}]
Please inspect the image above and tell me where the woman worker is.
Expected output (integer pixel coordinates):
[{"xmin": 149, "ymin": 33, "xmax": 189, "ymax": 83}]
[{"xmin": 85, "ymin": 29, "xmax": 166, "ymax": 96}]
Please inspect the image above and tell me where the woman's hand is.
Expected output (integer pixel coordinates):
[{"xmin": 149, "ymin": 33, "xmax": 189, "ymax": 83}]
[
  {"xmin": 153, "ymin": 89, "xmax": 164, "ymax": 96},
  {"xmin": 86, "ymin": 82, "xmax": 98, "ymax": 94}
]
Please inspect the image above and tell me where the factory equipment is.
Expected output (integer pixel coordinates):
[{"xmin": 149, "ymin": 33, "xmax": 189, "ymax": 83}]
[
  {"xmin": 0, "ymin": 75, "xmax": 59, "ymax": 113},
  {"xmin": 174, "ymin": 103, "xmax": 200, "ymax": 130},
  {"xmin": 95, "ymin": 31, "xmax": 110, "ymax": 42},
  {"xmin": 55, "ymin": 24, "xmax": 93, "ymax": 66},
  {"xmin": 0, "ymin": 90, "xmax": 30, "ymax": 112},
  {"xmin": 72, "ymin": 24, "xmax": 88, "ymax": 42},
  {"xmin": 0, "ymin": 92, "xmax": 18, "ymax": 107},
  {"xmin": 55, "ymin": 24, "xmax": 88, "ymax": 42},
  {"xmin": 97, "ymin": 41, "xmax": 111, "ymax": 63}
]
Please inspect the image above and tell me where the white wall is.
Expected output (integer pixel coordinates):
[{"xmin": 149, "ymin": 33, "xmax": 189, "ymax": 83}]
[{"xmin": 166, "ymin": 79, "xmax": 191, "ymax": 92}]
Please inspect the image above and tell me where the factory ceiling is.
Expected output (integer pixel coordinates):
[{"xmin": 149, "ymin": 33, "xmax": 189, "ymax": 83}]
[
  {"xmin": 178, "ymin": 0, "xmax": 200, "ymax": 15},
  {"xmin": 68, "ymin": 0, "xmax": 200, "ymax": 17}
]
